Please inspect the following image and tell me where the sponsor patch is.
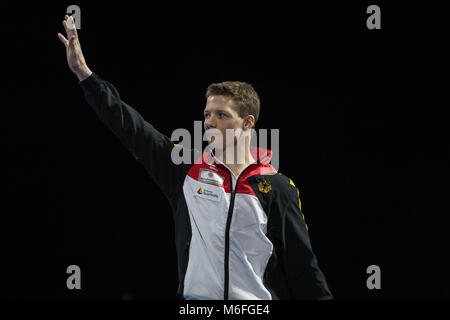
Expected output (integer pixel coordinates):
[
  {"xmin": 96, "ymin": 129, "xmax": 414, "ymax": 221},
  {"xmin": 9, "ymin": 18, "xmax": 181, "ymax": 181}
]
[
  {"xmin": 194, "ymin": 185, "xmax": 221, "ymax": 202},
  {"xmin": 199, "ymin": 169, "xmax": 224, "ymax": 186}
]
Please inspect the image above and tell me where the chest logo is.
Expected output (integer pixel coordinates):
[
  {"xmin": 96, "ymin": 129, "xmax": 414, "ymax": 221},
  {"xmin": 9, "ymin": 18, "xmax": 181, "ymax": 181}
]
[
  {"xmin": 258, "ymin": 179, "xmax": 272, "ymax": 194},
  {"xmin": 195, "ymin": 186, "xmax": 221, "ymax": 202}
]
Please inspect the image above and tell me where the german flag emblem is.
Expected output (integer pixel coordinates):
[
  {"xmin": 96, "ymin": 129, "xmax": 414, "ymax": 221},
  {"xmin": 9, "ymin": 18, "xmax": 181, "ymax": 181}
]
[
  {"xmin": 257, "ymin": 179, "xmax": 272, "ymax": 194},
  {"xmin": 197, "ymin": 187, "xmax": 203, "ymax": 194}
]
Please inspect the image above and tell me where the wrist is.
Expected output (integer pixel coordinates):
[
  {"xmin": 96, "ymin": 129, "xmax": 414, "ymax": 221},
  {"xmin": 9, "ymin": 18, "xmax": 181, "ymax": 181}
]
[{"xmin": 74, "ymin": 65, "xmax": 93, "ymax": 82}]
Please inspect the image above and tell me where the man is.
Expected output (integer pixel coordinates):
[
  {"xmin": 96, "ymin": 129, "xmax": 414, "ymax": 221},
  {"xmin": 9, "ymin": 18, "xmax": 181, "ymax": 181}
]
[{"xmin": 58, "ymin": 15, "xmax": 332, "ymax": 300}]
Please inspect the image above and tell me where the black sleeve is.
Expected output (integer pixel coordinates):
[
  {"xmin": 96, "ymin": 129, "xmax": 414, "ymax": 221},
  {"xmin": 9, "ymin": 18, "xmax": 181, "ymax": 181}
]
[
  {"xmin": 79, "ymin": 73, "xmax": 189, "ymax": 200},
  {"xmin": 282, "ymin": 186, "xmax": 333, "ymax": 300}
]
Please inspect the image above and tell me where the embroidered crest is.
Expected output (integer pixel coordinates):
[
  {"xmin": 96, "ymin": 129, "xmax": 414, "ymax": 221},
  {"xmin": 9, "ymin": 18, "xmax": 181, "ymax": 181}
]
[{"xmin": 257, "ymin": 179, "xmax": 272, "ymax": 194}]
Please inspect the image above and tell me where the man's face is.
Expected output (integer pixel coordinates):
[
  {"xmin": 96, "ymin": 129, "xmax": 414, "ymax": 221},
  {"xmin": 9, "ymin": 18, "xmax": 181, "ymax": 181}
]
[{"xmin": 203, "ymin": 95, "xmax": 244, "ymax": 149}]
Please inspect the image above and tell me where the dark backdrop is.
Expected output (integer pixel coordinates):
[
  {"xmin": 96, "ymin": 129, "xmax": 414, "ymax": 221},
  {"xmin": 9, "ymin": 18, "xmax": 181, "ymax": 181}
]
[{"xmin": 2, "ymin": 1, "xmax": 449, "ymax": 299}]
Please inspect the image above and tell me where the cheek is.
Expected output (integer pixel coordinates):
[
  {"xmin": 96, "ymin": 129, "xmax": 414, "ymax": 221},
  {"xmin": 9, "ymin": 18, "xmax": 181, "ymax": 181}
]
[
  {"xmin": 215, "ymin": 119, "xmax": 228, "ymax": 130},
  {"xmin": 225, "ymin": 118, "xmax": 240, "ymax": 128}
]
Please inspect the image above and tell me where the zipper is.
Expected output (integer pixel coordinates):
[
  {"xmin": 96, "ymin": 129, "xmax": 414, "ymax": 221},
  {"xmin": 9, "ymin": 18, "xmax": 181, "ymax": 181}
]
[{"xmin": 223, "ymin": 163, "xmax": 255, "ymax": 300}]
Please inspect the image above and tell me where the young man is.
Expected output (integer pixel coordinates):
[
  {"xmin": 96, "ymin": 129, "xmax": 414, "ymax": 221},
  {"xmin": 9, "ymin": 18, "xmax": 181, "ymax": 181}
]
[{"xmin": 58, "ymin": 15, "xmax": 332, "ymax": 300}]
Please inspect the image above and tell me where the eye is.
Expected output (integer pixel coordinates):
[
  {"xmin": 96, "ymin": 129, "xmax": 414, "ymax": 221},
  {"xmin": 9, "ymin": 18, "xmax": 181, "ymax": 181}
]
[
  {"xmin": 204, "ymin": 113, "xmax": 210, "ymax": 118},
  {"xmin": 218, "ymin": 112, "xmax": 226, "ymax": 118}
]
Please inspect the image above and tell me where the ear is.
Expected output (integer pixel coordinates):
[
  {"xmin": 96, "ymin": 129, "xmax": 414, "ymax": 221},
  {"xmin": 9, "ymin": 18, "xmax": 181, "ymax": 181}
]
[{"xmin": 243, "ymin": 115, "xmax": 255, "ymax": 130}]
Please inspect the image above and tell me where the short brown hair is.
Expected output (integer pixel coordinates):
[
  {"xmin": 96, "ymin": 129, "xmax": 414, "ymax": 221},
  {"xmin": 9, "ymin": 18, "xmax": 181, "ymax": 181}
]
[{"xmin": 206, "ymin": 81, "xmax": 260, "ymax": 124}]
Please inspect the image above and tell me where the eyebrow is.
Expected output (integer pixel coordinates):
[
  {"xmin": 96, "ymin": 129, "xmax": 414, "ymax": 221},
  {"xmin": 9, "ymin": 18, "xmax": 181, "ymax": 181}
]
[{"xmin": 204, "ymin": 109, "xmax": 229, "ymax": 114}]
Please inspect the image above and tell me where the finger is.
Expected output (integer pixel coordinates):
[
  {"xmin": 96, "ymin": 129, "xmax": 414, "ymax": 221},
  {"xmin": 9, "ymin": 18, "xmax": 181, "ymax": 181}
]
[
  {"xmin": 62, "ymin": 19, "xmax": 69, "ymax": 34},
  {"xmin": 62, "ymin": 16, "xmax": 78, "ymax": 39},
  {"xmin": 62, "ymin": 15, "xmax": 69, "ymax": 31},
  {"xmin": 57, "ymin": 32, "xmax": 69, "ymax": 47},
  {"xmin": 62, "ymin": 18, "xmax": 76, "ymax": 35},
  {"xmin": 67, "ymin": 15, "xmax": 78, "ymax": 35},
  {"xmin": 62, "ymin": 20, "xmax": 78, "ymax": 43}
]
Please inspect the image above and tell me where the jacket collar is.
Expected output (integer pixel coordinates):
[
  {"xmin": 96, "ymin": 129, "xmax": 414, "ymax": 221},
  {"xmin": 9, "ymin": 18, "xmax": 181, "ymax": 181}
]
[{"xmin": 204, "ymin": 146, "xmax": 272, "ymax": 167}]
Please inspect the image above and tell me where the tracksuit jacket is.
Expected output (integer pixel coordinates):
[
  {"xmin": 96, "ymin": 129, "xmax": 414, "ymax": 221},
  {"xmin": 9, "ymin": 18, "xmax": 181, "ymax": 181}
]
[{"xmin": 79, "ymin": 73, "xmax": 333, "ymax": 300}]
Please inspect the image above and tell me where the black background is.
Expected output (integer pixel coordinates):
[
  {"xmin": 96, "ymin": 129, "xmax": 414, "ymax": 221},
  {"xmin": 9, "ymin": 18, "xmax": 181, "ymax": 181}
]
[{"xmin": 2, "ymin": 1, "xmax": 449, "ymax": 300}]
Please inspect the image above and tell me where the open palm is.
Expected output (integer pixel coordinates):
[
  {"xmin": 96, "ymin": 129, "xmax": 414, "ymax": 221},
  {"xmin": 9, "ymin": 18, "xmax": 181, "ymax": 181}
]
[{"xmin": 57, "ymin": 15, "xmax": 91, "ymax": 79}]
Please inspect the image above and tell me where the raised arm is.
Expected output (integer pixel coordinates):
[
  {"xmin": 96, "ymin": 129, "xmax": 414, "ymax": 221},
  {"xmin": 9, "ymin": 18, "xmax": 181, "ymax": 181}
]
[{"xmin": 57, "ymin": 15, "xmax": 189, "ymax": 200}]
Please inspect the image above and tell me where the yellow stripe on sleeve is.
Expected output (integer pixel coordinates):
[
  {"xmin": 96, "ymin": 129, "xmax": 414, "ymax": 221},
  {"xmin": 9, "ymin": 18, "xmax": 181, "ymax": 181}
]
[{"xmin": 289, "ymin": 178, "xmax": 307, "ymax": 230}]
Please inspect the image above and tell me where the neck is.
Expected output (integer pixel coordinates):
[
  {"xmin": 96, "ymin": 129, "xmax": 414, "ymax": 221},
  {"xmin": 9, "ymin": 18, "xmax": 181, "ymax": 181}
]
[{"xmin": 220, "ymin": 145, "xmax": 256, "ymax": 178}]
